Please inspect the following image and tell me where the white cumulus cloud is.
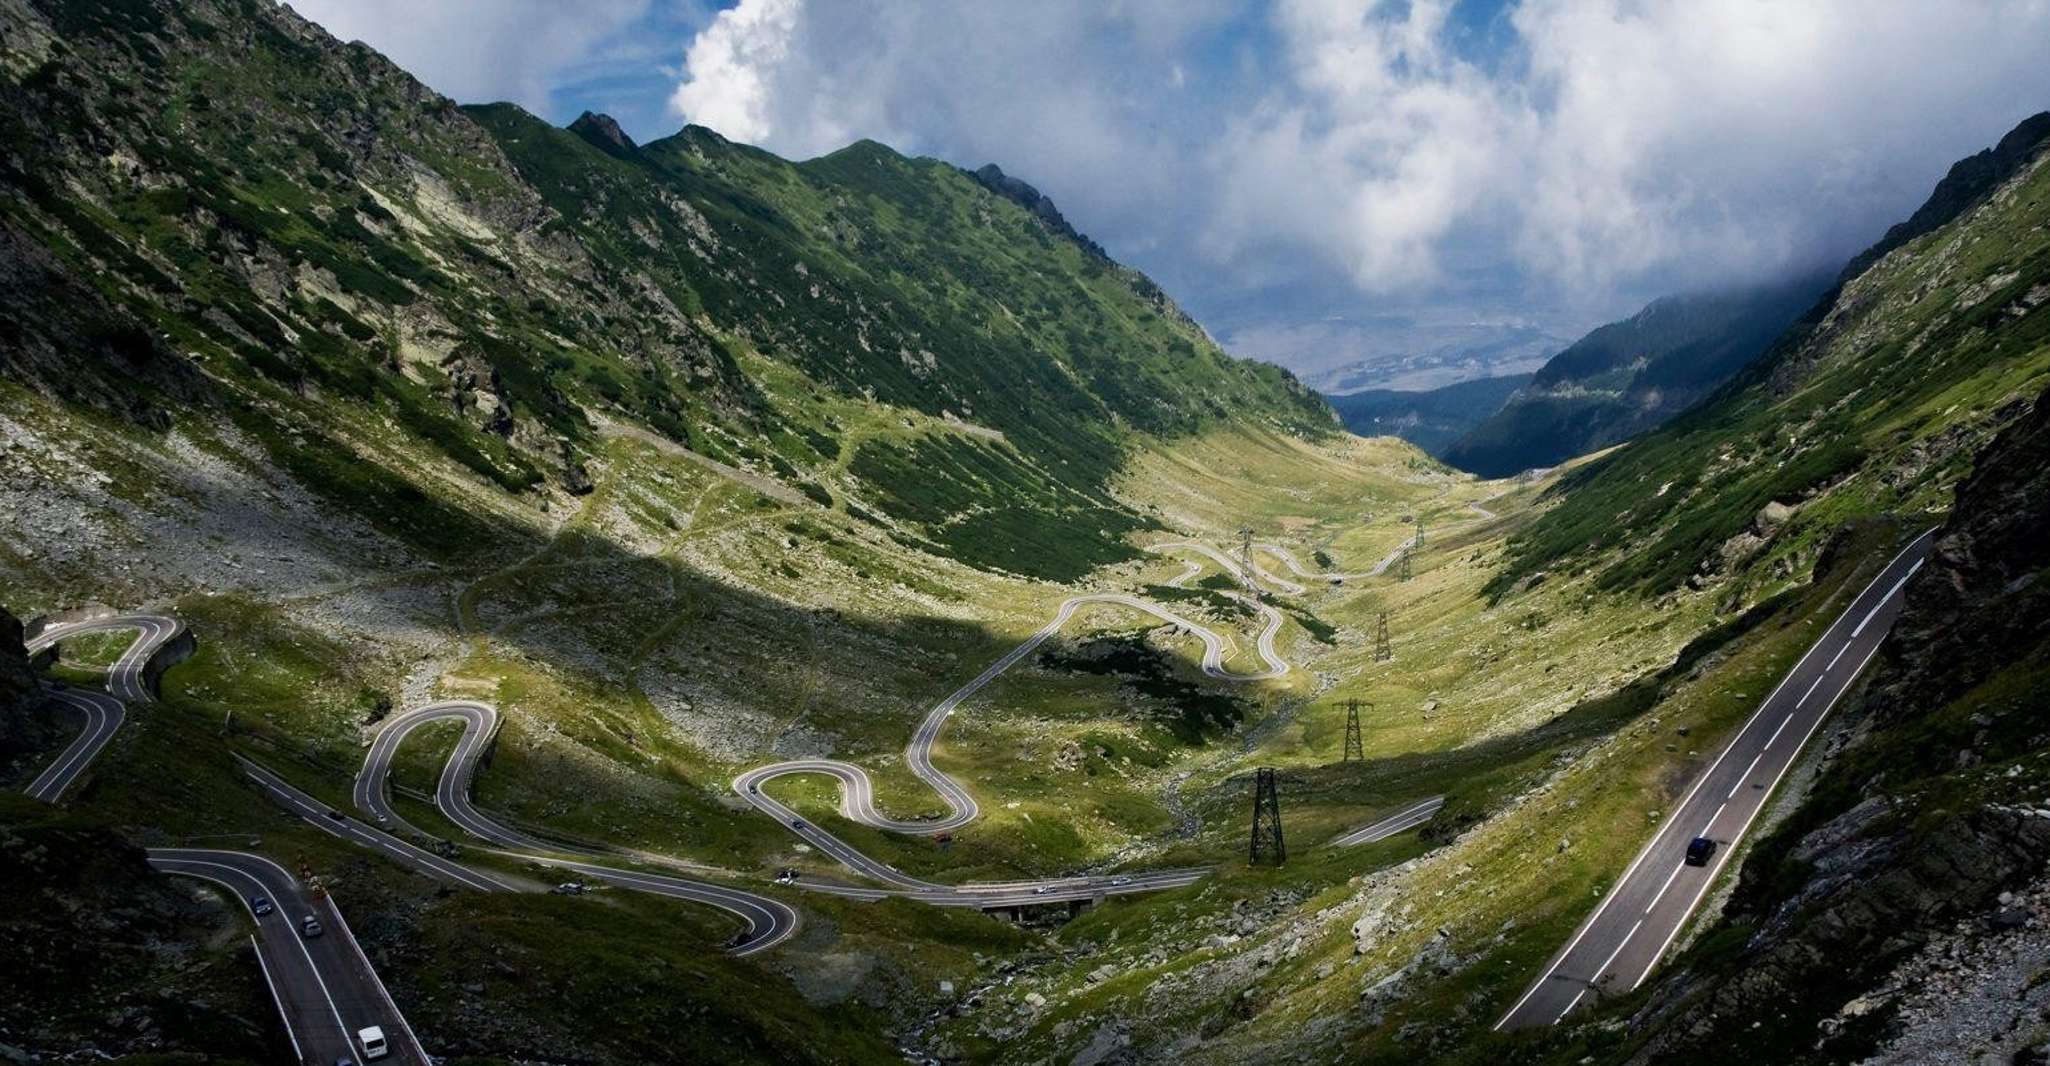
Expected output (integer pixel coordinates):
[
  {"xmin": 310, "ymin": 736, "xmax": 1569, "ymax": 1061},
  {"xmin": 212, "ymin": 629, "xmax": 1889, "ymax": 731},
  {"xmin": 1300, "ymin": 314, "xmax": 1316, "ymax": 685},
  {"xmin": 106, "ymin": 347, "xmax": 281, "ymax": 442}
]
[
  {"xmin": 292, "ymin": 0, "xmax": 2050, "ymax": 379},
  {"xmin": 669, "ymin": 0, "xmax": 802, "ymax": 145}
]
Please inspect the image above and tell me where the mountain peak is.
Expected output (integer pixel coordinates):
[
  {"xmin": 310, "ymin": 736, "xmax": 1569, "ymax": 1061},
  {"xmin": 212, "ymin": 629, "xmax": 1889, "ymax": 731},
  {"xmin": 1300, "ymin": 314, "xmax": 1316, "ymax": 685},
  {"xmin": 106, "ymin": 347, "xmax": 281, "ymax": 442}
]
[{"xmin": 569, "ymin": 111, "xmax": 637, "ymax": 157}]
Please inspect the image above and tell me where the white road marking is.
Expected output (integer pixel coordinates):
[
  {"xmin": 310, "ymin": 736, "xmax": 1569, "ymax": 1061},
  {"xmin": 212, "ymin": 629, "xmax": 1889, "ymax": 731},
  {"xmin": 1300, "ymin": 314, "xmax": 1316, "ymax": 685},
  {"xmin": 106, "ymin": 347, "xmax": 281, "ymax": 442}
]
[
  {"xmin": 1498, "ymin": 530, "xmax": 1935, "ymax": 1029},
  {"xmin": 1644, "ymin": 863, "xmax": 1686, "ymax": 917},
  {"xmin": 1627, "ymin": 576, "xmax": 1910, "ymax": 991}
]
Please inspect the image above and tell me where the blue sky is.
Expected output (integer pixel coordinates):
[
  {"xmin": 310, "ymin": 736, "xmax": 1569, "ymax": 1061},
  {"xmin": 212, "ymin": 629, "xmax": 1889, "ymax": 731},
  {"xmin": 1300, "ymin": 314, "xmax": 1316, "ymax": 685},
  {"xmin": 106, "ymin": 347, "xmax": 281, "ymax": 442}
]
[{"xmin": 291, "ymin": 1, "xmax": 2050, "ymax": 391}]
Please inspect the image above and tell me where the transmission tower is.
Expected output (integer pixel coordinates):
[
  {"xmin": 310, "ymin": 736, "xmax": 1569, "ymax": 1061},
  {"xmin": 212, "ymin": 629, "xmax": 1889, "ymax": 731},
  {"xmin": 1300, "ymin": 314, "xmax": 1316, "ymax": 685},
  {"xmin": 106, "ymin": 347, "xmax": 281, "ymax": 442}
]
[
  {"xmin": 1342, "ymin": 699, "xmax": 1367, "ymax": 762},
  {"xmin": 1397, "ymin": 548, "xmax": 1412, "ymax": 582},
  {"xmin": 1415, "ymin": 517, "xmax": 1426, "ymax": 550},
  {"xmin": 1374, "ymin": 612, "xmax": 1392, "ymax": 662},
  {"xmin": 1238, "ymin": 527, "xmax": 1257, "ymax": 590},
  {"xmin": 1249, "ymin": 767, "xmax": 1286, "ymax": 865}
]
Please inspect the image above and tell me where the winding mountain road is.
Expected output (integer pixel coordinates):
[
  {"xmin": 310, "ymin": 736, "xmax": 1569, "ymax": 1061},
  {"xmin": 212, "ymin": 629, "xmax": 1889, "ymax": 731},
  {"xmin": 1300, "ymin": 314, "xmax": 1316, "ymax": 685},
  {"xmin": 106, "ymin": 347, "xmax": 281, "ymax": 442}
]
[
  {"xmin": 1496, "ymin": 529, "xmax": 1937, "ymax": 1029},
  {"xmin": 732, "ymin": 586, "xmax": 1288, "ymax": 892},
  {"xmin": 16, "ymin": 616, "xmax": 433, "ymax": 1061},
  {"xmin": 352, "ymin": 700, "xmax": 800, "ymax": 955},
  {"xmin": 18, "ymin": 611, "xmax": 183, "ymax": 801},
  {"xmin": 150, "ymin": 848, "xmax": 428, "ymax": 1065}
]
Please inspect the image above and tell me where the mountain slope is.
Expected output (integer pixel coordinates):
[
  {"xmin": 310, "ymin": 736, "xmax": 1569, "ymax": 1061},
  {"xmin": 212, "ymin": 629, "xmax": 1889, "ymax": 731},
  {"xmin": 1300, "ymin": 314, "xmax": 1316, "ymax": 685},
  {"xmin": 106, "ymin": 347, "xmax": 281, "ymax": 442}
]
[
  {"xmin": 1444, "ymin": 274, "xmax": 1830, "ymax": 477},
  {"xmin": 1489, "ymin": 110, "xmax": 2050, "ymax": 600},
  {"xmin": 1600, "ymin": 377, "xmax": 2050, "ymax": 1065},
  {"xmin": 0, "ymin": 0, "xmax": 1329, "ymax": 583},
  {"xmin": 1324, "ymin": 373, "xmax": 1531, "ymax": 455}
]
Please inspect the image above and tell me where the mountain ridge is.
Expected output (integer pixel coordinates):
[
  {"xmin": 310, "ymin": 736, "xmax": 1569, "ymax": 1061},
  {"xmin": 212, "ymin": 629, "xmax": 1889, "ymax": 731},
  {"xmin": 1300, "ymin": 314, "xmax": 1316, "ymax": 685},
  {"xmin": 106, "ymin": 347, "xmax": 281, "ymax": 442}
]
[
  {"xmin": 1488, "ymin": 108, "xmax": 2050, "ymax": 599},
  {"xmin": 1444, "ymin": 273, "xmax": 1831, "ymax": 477},
  {"xmin": 0, "ymin": 0, "xmax": 1331, "ymax": 581}
]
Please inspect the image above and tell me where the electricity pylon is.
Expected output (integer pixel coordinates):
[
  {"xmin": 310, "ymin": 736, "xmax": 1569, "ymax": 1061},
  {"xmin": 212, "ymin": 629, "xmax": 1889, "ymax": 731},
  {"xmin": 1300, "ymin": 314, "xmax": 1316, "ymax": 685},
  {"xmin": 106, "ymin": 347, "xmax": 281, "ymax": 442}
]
[
  {"xmin": 1374, "ymin": 612, "xmax": 1392, "ymax": 662},
  {"xmin": 1397, "ymin": 548, "xmax": 1412, "ymax": 582},
  {"xmin": 1249, "ymin": 767, "xmax": 1286, "ymax": 866},
  {"xmin": 1342, "ymin": 699, "xmax": 1366, "ymax": 762},
  {"xmin": 1238, "ymin": 527, "xmax": 1257, "ymax": 590}
]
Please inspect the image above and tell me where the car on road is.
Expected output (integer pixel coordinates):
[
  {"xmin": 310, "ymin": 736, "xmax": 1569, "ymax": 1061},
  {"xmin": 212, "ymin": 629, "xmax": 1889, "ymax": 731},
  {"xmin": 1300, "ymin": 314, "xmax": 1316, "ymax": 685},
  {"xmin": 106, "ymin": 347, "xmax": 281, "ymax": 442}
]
[
  {"xmin": 1109, "ymin": 876, "xmax": 1131, "ymax": 886},
  {"xmin": 1032, "ymin": 885, "xmax": 1053, "ymax": 895},
  {"xmin": 790, "ymin": 818, "xmax": 805, "ymax": 830},
  {"xmin": 300, "ymin": 914, "xmax": 324, "ymax": 938},
  {"xmin": 553, "ymin": 881, "xmax": 587, "ymax": 895},
  {"xmin": 749, "ymin": 783, "xmax": 760, "ymax": 793},
  {"xmin": 774, "ymin": 868, "xmax": 799, "ymax": 884},
  {"xmin": 251, "ymin": 895, "xmax": 274, "ymax": 916},
  {"xmin": 1685, "ymin": 837, "xmax": 1717, "ymax": 867},
  {"xmin": 356, "ymin": 1025, "xmax": 388, "ymax": 1060},
  {"xmin": 325, "ymin": 809, "xmax": 345, "ymax": 821}
]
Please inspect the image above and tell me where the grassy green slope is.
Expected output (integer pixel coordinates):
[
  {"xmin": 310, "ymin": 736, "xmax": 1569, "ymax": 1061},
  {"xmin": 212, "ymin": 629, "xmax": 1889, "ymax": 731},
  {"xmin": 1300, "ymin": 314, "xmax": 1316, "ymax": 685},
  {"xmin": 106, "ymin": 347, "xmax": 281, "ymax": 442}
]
[{"xmin": 0, "ymin": 0, "xmax": 1329, "ymax": 584}]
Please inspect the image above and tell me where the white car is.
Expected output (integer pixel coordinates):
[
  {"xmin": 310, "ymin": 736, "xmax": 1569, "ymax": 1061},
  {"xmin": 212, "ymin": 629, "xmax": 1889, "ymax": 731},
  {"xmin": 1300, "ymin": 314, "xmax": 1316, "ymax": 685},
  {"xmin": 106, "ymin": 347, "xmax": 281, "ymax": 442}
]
[{"xmin": 357, "ymin": 1025, "xmax": 388, "ymax": 1060}]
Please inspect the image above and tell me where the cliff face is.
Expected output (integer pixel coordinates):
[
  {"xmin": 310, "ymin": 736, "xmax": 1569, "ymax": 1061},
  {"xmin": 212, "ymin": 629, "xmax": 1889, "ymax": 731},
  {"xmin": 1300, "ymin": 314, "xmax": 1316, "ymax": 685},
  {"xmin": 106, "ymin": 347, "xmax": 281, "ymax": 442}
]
[
  {"xmin": 0, "ymin": 607, "xmax": 33, "ymax": 706},
  {"xmin": 0, "ymin": 606, "xmax": 52, "ymax": 771},
  {"xmin": 1614, "ymin": 383, "xmax": 2050, "ymax": 1064}
]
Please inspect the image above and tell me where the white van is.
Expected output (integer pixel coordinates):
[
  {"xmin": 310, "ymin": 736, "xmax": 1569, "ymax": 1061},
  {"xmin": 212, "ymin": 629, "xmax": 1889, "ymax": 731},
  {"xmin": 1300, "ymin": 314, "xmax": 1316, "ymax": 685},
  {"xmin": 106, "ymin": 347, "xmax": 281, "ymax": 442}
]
[{"xmin": 356, "ymin": 1026, "xmax": 388, "ymax": 1060}]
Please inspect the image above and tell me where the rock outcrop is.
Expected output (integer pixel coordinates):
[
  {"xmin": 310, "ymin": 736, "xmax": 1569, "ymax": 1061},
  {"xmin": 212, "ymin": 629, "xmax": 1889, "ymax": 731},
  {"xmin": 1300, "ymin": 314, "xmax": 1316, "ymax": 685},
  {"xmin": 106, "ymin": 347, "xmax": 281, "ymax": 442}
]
[{"xmin": 967, "ymin": 163, "xmax": 1108, "ymax": 259}]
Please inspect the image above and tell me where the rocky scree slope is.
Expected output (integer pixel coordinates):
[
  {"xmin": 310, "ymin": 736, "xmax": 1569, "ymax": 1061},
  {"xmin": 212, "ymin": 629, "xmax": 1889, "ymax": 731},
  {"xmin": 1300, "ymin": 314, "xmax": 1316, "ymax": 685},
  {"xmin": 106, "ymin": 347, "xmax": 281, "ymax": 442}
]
[
  {"xmin": 0, "ymin": 0, "xmax": 1330, "ymax": 582},
  {"xmin": 1489, "ymin": 109, "xmax": 2050, "ymax": 601},
  {"xmin": 1444, "ymin": 273, "xmax": 1829, "ymax": 478},
  {"xmin": 1590, "ymin": 377, "xmax": 2050, "ymax": 1065}
]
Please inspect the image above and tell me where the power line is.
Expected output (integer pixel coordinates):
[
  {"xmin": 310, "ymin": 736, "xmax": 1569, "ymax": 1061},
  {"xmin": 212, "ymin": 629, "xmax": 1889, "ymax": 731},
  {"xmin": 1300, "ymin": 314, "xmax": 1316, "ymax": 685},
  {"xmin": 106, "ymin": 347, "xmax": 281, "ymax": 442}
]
[
  {"xmin": 1342, "ymin": 699, "xmax": 1367, "ymax": 762},
  {"xmin": 1249, "ymin": 767, "xmax": 1286, "ymax": 866}
]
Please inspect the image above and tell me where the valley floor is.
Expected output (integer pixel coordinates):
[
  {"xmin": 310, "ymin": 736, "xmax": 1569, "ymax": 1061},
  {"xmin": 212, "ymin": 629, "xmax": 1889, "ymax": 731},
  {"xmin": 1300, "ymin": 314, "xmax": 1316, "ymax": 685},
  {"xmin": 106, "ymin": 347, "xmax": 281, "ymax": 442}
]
[{"xmin": 0, "ymin": 395, "xmax": 1929, "ymax": 1064}]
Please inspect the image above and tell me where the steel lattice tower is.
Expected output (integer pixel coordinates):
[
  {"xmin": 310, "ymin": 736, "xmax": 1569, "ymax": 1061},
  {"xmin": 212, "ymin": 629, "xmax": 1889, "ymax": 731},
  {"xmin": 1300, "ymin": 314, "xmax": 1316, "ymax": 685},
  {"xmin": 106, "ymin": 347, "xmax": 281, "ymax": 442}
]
[
  {"xmin": 1249, "ymin": 767, "xmax": 1286, "ymax": 865},
  {"xmin": 1397, "ymin": 548, "xmax": 1412, "ymax": 582},
  {"xmin": 1239, "ymin": 527, "xmax": 1257, "ymax": 591},
  {"xmin": 1374, "ymin": 612, "xmax": 1392, "ymax": 662},
  {"xmin": 1342, "ymin": 699, "xmax": 1366, "ymax": 762}
]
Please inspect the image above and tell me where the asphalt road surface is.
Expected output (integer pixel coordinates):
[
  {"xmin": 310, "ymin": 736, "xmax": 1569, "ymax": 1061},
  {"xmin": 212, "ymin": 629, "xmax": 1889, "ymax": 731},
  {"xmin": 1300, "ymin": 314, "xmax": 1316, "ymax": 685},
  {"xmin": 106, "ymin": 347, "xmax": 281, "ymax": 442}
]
[
  {"xmin": 20, "ymin": 687, "xmax": 123, "ymax": 802},
  {"xmin": 1330, "ymin": 795, "xmax": 1445, "ymax": 848},
  {"xmin": 733, "ymin": 580, "xmax": 1290, "ymax": 898},
  {"xmin": 1496, "ymin": 530, "xmax": 1937, "ymax": 1029},
  {"xmin": 150, "ymin": 848, "xmax": 428, "ymax": 1065},
  {"xmin": 18, "ymin": 612, "xmax": 183, "ymax": 801},
  {"xmin": 353, "ymin": 701, "xmax": 800, "ymax": 954}
]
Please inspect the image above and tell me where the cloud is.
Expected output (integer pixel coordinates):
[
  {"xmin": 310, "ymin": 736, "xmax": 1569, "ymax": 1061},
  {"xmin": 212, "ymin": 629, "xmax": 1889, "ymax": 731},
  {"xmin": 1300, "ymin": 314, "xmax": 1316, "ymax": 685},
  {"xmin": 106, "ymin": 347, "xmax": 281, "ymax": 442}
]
[
  {"xmin": 660, "ymin": 0, "xmax": 2050, "ymax": 378},
  {"xmin": 669, "ymin": 0, "xmax": 800, "ymax": 145},
  {"xmin": 293, "ymin": 0, "xmax": 2050, "ymax": 379},
  {"xmin": 285, "ymin": 0, "xmax": 661, "ymax": 113}
]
